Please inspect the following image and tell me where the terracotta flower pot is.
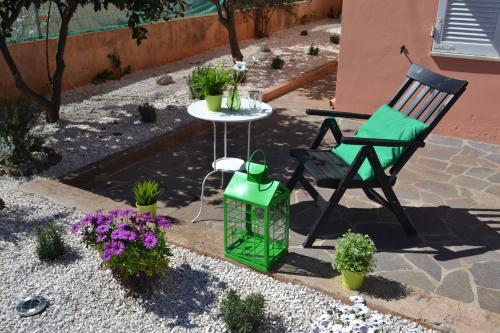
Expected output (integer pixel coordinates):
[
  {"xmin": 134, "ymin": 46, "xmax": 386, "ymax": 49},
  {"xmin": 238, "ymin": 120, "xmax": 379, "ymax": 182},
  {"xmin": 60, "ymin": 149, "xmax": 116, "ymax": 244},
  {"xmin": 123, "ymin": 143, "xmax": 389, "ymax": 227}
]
[
  {"xmin": 206, "ymin": 95, "xmax": 223, "ymax": 111},
  {"xmin": 341, "ymin": 270, "xmax": 365, "ymax": 290}
]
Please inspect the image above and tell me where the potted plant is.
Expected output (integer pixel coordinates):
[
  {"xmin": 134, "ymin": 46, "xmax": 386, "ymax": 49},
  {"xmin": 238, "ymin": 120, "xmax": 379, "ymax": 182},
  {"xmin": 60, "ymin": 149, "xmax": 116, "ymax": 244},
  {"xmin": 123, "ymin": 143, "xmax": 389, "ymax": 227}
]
[
  {"xmin": 71, "ymin": 209, "xmax": 173, "ymax": 291},
  {"xmin": 133, "ymin": 180, "xmax": 163, "ymax": 217},
  {"xmin": 333, "ymin": 230, "xmax": 376, "ymax": 290},
  {"xmin": 193, "ymin": 65, "xmax": 233, "ymax": 111}
]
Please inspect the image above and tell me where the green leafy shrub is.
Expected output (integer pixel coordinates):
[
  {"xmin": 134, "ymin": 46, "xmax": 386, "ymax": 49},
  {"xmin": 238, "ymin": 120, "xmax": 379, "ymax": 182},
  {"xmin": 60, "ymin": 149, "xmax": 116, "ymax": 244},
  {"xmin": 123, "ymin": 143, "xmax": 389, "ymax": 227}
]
[
  {"xmin": 186, "ymin": 65, "xmax": 213, "ymax": 99},
  {"xmin": 330, "ymin": 33, "xmax": 340, "ymax": 44},
  {"xmin": 138, "ymin": 103, "xmax": 157, "ymax": 123},
  {"xmin": 133, "ymin": 180, "xmax": 164, "ymax": 206},
  {"xmin": 271, "ymin": 56, "xmax": 285, "ymax": 70},
  {"xmin": 192, "ymin": 65, "xmax": 233, "ymax": 96},
  {"xmin": 0, "ymin": 99, "xmax": 43, "ymax": 166},
  {"xmin": 36, "ymin": 223, "xmax": 66, "ymax": 261},
  {"xmin": 92, "ymin": 53, "xmax": 131, "ymax": 84},
  {"xmin": 308, "ymin": 45, "xmax": 319, "ymax": 56},
  {"xmin": 220, "ymin": 289, "xmax": 265, "ymax": 333},
  {"xmin": 334, "ymin": 230, "xmax": 376, "ymax": 274}
]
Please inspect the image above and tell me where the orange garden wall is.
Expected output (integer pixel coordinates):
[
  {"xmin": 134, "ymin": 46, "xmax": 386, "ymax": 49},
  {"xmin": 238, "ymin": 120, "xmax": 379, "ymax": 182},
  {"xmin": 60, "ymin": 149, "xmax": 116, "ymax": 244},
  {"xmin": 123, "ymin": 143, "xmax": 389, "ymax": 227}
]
[
  {"xmin": 335, "ymin": 0, "xmax": 500, "ymax": 144},
  {"xmin": 0, "ymin": 0, "xmax": 341, "ymax": 99}
]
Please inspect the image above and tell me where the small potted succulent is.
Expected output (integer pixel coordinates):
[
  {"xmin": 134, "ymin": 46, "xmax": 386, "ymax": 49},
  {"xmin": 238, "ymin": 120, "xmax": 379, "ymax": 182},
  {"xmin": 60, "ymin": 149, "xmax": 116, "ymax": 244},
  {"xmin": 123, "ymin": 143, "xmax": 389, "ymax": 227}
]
[
  {"xmin": 333, "ymin": 230, "xmax": 376, "ymax": 290},
  {"xmin": 133, "ymin": 180, "xmax": 163, "ymax": 217},
  {"xmin": 193, "ymin": 65, "xmax": 233, "ymax": 111}
]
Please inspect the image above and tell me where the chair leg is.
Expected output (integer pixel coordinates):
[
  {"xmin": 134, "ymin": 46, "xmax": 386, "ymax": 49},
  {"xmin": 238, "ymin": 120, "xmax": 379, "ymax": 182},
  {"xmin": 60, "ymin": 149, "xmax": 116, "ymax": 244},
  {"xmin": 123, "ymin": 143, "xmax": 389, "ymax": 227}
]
[
  {"xmin": 379, "ymin": 182, "xmax": 417, "ymax": 235},
  {"xmin": 298, "ymin": 175, "xmax": 321, "ymax": 202},
  {"xmin": 365, "ymin": 149, "xmax": 417, "ymax": 235},
  {"xmin": 287, "ymin": 165, "xmax": 304, "ymax": 191},
  {"xmin": 363, "ymin": 188, "xmax": 390, "ymax": 210},
  {"xmin": 303, "ymin": 186, "xmax": 346, "ymax": 247},
  {"xmin": 304, "ymin": 147, "xmax": 371, "ymax": 248}
]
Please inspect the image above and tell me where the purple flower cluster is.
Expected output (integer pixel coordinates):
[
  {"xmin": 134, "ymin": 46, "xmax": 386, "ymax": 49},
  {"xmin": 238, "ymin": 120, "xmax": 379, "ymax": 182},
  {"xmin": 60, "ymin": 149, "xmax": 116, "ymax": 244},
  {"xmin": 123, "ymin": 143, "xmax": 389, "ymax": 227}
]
[{"xmin": 71, "ymin": 209, "xmax": 172, "ymax": 262}]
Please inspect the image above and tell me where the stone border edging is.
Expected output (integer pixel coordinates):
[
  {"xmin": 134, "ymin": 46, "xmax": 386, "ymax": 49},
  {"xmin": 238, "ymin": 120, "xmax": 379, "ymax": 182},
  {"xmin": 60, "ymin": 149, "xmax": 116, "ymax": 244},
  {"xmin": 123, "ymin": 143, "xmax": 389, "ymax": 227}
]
[{"xmin": 262, "ymin": 60, "xmax": 338, "ymax": 103}]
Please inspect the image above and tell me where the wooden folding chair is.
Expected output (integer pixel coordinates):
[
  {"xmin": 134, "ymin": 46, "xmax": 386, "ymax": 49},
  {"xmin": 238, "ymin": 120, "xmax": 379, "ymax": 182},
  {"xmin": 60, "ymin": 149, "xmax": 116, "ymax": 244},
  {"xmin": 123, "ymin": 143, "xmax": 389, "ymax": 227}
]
[{"xmin": 287, "ymin": 64, "xmax": 468, "ymax": 248}]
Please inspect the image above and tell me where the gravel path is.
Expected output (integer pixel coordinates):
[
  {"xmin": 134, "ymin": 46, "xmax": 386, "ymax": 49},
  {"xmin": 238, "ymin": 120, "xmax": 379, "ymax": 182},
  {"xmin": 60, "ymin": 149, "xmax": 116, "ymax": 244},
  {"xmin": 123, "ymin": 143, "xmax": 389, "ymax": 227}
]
[
  {"xmin": 37, "ymin": 19, "xmax": 339, "ymax": 178},
  {"xmin": 0, "ymin": 176, "xmax": 434, "ymax": 333}
]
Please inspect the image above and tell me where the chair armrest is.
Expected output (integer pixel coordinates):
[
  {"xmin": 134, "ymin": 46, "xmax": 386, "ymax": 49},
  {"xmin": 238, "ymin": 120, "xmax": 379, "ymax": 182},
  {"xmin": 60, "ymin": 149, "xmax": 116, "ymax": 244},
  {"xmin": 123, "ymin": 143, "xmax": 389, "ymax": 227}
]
[
  {"xmin": 306, "ymin": 109, "xmax": 371, "ymax": 119},
  {"xmin": 341, "ymin": 137, "xmax": 425, "ymax": 148}
]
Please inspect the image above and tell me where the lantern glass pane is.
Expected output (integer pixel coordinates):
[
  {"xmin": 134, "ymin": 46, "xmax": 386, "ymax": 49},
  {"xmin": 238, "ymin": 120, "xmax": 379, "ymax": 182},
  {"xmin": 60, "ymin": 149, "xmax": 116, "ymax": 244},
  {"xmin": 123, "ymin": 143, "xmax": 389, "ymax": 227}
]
[
  {"xmin": 224, "ymin": 184, "xmax": 290, "ymax": 272},
  {"xmin": 225, "ymin": 198, "xmax": 267, "ymax": 266},
  {"xmin": 270, "ymin": 195, "xmax": 289, "ymax": 253}
]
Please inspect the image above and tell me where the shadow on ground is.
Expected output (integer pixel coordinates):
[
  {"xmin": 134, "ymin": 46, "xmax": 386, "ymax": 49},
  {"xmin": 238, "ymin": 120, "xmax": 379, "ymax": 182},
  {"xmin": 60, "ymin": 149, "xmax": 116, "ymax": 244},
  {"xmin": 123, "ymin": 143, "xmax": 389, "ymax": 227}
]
[
  {"xmin": 290, "ymin": 202, "xmax": 500, "ymax": 262},
  {"xmin": 142, "ymin": 263, "xmax": 225, "ymax": 329},
  {"xmin": 0, "ymin": 209, "xmax": 75, "ymax": 247}
]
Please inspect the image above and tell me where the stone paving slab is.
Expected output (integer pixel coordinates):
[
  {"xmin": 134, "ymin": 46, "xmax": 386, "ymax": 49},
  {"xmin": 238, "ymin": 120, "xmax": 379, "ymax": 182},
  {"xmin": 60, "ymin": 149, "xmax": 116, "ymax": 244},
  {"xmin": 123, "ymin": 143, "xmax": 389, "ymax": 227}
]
[{"xmin": 42, "ymin": 72, "xmax": 500, "ymax": 328}]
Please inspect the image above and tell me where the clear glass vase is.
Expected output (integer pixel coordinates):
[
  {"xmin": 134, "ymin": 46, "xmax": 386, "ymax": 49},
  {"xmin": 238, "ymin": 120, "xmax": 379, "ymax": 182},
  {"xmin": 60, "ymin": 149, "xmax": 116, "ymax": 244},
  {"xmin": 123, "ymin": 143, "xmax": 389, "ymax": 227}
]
[{"xmin": 227, "ymin": 87, "xmax": 241, "ymax": 111}]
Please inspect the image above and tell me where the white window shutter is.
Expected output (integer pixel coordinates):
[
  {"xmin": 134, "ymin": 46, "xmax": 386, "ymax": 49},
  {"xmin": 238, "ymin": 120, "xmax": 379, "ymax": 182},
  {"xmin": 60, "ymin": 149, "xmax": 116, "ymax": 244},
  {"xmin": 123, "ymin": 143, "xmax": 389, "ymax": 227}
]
[{"xmin": 433, "ymin": 0, "xmax": 500, "ymax": 59}]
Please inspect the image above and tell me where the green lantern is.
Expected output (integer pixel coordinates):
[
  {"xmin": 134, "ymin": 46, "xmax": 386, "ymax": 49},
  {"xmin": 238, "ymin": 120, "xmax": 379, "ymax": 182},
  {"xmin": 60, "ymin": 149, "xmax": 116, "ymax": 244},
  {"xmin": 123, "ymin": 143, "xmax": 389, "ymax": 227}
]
[{"xmin": 224, "ymin": 150, "xmax": 290, "ymax": 272}]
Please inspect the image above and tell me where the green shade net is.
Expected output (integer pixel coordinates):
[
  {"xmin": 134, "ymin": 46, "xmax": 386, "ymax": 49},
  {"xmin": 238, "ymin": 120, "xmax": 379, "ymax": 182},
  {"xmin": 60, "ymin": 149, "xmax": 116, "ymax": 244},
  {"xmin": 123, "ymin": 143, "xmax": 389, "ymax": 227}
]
[{"xmin": 7, "ymin": 0, "xmax": 217, "ymax": 44}]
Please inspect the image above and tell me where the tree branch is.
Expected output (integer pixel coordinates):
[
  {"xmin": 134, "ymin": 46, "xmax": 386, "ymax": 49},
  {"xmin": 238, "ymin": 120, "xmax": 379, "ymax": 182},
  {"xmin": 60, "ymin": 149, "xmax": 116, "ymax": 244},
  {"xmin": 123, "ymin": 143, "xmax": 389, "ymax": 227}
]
[
  {"xmin": 0, "ymin": 1, "xmax": 25, "ymax": 37},
  {"xmin": 210, "ymin": 0, "xmax": 228, "ymax": 24},
  {"xmin": 0, "ymin": 35, "xmax": 50, "ymax": 105}
]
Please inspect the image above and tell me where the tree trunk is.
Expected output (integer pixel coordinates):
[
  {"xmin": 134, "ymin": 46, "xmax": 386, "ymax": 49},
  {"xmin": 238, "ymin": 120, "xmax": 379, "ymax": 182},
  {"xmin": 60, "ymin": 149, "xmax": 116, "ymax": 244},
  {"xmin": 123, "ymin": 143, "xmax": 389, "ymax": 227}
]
[
  {"xmin": 0, "ymin": 36, "xmax": 52, "ymax": 111},
  {"xmin": 45, "ymin": 1, "xmax": 78, "ymax": 123},
  {"xmin": 227, "ymin": 21, "xmax": 243, "ymax": 61},
  {"xmin": 211, "ymin": 0, "xmax": 243, "ymax": 61},
  {"xmin": 254, "ymin": 9, "xmax": 263, "ymax": 38}
]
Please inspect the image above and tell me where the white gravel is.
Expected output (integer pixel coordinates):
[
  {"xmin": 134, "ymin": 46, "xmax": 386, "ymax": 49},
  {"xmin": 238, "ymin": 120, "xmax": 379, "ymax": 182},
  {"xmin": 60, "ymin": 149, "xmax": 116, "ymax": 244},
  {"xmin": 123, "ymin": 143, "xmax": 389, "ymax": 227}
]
[
  {"xmin": 0, "ymin": 176, "xmax": 435, "ymax": 333},
  {"xmin": 35, "ymin": 19, "xmax": 339, "ymax": 178}
]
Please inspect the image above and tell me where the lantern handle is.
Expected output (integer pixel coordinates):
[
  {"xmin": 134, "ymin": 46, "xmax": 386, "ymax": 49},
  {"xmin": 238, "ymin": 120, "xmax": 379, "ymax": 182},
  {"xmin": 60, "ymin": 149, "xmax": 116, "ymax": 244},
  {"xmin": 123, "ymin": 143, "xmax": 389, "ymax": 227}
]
[{"xmin": 247, "ymin": 149, "xmax": 267, "ymax": 173}]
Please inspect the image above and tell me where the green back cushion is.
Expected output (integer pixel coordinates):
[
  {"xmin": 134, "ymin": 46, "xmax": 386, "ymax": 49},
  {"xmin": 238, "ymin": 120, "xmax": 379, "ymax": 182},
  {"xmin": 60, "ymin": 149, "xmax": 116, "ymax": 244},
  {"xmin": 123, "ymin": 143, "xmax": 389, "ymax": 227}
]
[{"xmin": 332, "ymin": 104, "xmax": 429, "ymax": 180}]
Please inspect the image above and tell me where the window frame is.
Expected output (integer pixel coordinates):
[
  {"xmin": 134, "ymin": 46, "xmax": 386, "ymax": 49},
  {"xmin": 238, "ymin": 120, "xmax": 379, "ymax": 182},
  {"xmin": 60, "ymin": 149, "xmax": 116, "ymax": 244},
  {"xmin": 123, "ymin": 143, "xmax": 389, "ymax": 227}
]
[{"xmin": 431, "ymin": 0, "xmax": 500, "ymax": 62}]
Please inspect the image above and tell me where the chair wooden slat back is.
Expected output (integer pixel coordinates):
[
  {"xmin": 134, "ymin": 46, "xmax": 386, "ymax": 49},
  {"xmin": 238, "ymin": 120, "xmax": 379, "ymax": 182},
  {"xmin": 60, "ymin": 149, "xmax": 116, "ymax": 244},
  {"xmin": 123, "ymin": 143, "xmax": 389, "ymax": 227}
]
[
  {"xmin": 385, "ymin": 65, "xmax": 468, "ymax": 178},
  {"xmin": 387, "ymin": 64, "xmax": 467, "ymax": 131}
]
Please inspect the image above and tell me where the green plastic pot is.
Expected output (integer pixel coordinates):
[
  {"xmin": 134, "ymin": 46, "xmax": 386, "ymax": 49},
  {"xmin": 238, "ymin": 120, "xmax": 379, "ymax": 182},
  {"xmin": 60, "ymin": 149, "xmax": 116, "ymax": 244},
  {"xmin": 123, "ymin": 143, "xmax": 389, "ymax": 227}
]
[
  {"xmin": 205, "ymin": 95, "xmax": 223, "ymax": 112},
  {"xmin": 136, "ymin": 202, "xmax": 157, "ymax": 217},
  {"xmin": 341, "ymin": 270, "xmax": 365, "ymax": 290}
]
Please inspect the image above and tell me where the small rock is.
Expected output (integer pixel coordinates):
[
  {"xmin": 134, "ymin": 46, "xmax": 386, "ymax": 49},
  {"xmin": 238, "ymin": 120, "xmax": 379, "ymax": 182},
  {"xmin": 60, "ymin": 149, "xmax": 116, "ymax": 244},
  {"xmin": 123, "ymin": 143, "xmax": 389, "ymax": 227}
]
[
  {"xmin": 260, "ymin": 44, "xmax": 271, "ymax": 53},
  {"xmin": 112, "ymin": 132, "xmax": 122, "ymax": 136},
  {"xmin": 31, "ymin": 151, "xmax": 50, "ymax": 165},
  {"xmin": 300, "ymin": 30, "xmax": 308, "ymax": 36},
  {"xmin": 156, "ymin": 75, "xmax": 174, "ymax": 86}
]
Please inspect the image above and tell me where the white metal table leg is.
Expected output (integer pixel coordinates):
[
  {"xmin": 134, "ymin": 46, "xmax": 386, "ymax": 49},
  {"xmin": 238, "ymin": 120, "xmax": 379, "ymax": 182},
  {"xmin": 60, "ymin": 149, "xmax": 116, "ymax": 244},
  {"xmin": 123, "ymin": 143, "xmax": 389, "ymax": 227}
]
[
  {"xmin": 191, "ymin": 170, "xmax": 218, "ymax": 223},
  {"xmin": 247, "ymin": 121, "xmax": 252, "ymax": 168},
  {"xmin": 192, "ymin": 122, "xmax": 218, "ymax": 223},
  {"xmin": 221, "ymin": 122, "xmax": 227, "ymax": 188}
]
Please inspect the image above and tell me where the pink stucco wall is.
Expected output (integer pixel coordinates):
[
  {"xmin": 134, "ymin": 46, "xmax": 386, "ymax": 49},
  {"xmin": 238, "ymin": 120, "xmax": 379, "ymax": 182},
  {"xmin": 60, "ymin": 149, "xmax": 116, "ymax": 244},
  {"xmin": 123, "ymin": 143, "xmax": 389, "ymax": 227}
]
[{"xmin": 335, "ymin": 0, "xmax": 500, "ymax": 144}]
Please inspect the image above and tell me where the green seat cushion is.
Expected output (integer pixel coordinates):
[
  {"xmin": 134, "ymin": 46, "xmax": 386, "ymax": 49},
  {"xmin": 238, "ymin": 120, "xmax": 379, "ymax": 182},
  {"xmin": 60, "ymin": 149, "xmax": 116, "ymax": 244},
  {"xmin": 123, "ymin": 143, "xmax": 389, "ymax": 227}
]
[{"xmin": 332, "ymin": 104, "xmax": 428, "ymax": 180}]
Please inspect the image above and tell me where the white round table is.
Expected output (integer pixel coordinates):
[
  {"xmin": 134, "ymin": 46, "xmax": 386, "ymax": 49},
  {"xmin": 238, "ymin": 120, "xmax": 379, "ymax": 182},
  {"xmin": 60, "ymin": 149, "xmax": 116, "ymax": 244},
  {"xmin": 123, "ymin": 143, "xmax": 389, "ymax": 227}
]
[{"xmin": 188, "ymin": 98, "xmax": 273, "ymax": 223}]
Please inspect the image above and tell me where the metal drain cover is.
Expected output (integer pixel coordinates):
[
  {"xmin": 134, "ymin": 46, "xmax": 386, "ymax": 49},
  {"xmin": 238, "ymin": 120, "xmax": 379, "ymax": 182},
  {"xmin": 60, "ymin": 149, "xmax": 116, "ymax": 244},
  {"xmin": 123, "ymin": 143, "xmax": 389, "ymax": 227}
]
[{"xmin": 16, "ymin": 296, "xmax": 48, "ymax": 317}]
